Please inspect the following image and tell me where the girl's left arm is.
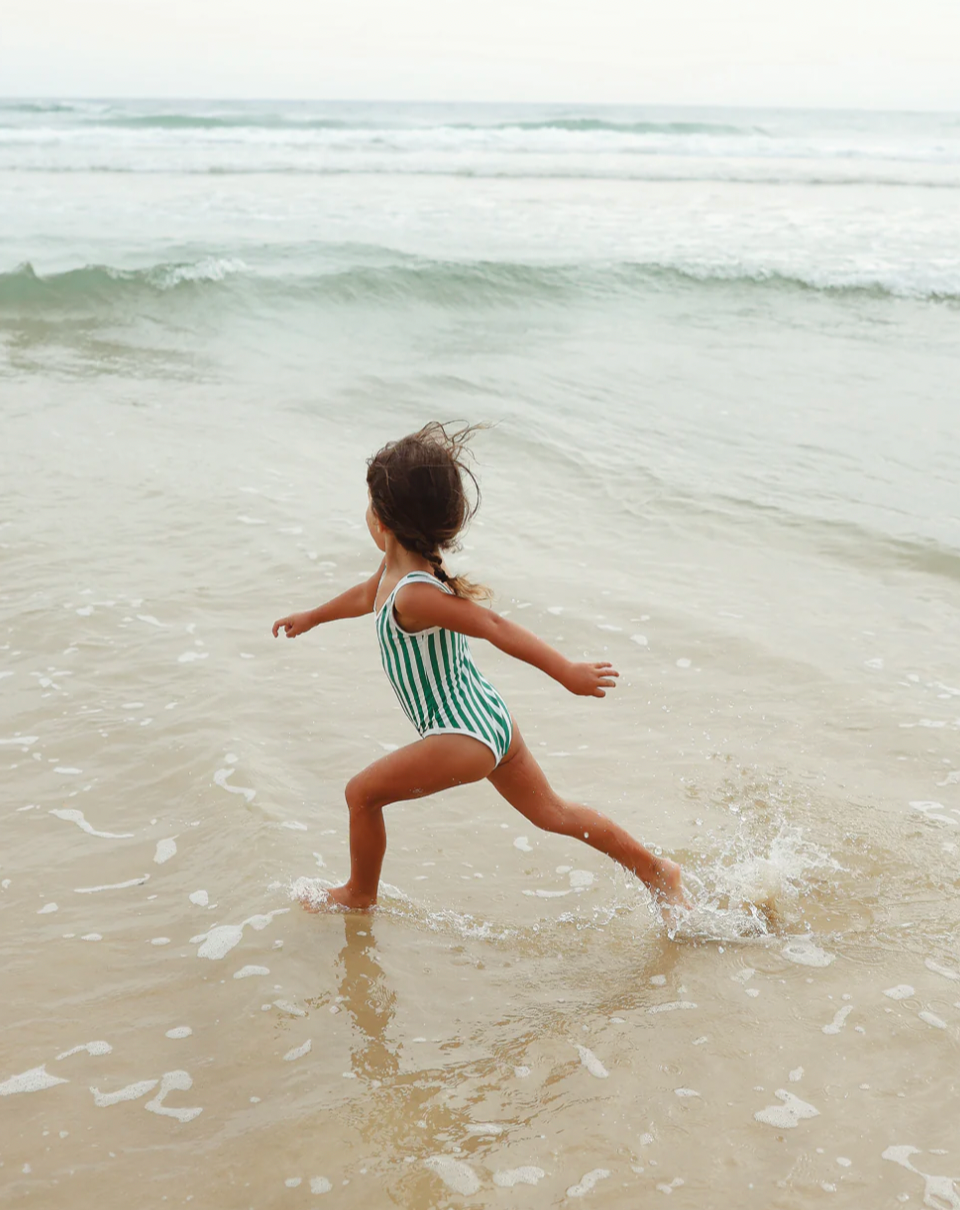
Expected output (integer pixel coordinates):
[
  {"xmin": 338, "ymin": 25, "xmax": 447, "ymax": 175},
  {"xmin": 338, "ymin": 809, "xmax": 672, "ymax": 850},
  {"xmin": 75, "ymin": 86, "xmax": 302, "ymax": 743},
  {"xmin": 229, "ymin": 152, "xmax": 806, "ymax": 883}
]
[{"xmin": 394, "ymin": 585, "xmax": 618, "ymax": 698}]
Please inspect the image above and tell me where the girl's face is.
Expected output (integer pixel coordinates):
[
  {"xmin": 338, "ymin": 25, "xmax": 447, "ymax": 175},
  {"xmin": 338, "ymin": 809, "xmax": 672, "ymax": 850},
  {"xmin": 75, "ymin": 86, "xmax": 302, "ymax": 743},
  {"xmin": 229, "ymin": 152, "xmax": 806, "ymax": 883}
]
[{"xmin": 365, "ymin": 494, "xmax": 386, "ymax": 552}]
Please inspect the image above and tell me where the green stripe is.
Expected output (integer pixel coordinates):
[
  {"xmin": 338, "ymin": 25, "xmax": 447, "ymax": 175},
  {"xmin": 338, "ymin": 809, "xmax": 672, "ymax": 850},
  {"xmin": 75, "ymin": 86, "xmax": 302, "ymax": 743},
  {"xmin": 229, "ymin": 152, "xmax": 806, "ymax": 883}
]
[
  {"xmin": 473, "ymin": 673, "xmax": 511, "ymax": 749},
  {"xmin": 451, "ymin": 633, "xmax": 497, "ymax": 747},
  {"xmin": 380, "ymin": 609, "xmax": 419, "ymax": 729},
  {"xmin": 394, "ymin": 628, "xmax": 428, "ymax": 732},
  {"xmin": 438, "ymin": 629, "xmax": 477, "ymax": 735},
  {"xmin": 380, "ymin": 605, "xmax": 423, "ymax": 730},
  {"xmin": 427, "ymin": 633, "xmax": 457, "ymax": 729},
  {"xmin": 410, "ymin": 637, "xmax": 442, "ymax": 729},
  {"xmin": 462, "ymin": 661, "xmax": 506, "ymax": 751}
]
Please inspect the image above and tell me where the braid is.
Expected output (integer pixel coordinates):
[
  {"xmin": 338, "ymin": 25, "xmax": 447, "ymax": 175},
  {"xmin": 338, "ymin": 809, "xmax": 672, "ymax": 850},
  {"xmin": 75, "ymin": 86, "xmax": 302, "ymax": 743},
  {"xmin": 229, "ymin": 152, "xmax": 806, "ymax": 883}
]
[{"xmin": 427, "ymin": 552, "xmax": 449, "ymax": 584}]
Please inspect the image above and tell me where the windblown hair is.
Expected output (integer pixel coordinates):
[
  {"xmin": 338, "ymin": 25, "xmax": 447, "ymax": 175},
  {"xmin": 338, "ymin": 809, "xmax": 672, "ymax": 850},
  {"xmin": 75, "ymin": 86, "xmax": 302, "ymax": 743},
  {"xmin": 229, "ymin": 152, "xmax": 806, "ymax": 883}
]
[{"xmin": 366, "ymin": 421, "xmax": 490, "ymax": 601}]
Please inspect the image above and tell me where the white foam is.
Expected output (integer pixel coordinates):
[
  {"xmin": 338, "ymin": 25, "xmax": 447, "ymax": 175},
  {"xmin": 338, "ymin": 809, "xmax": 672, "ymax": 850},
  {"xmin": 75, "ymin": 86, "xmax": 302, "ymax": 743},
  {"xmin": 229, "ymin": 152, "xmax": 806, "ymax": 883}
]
[
  {"xmin": 910, "ymin": 801, "xmax": 959, "ymax": 828},
  {"xmin": 281, "ymin": 820, "xmax": 307, "ymax": 831},
  {"xmin": 789, "ymin": 1066, "xmax": 804, "ymax": 1082},
  {"xmin": 919, "ymin": 1011, "xmax": 947, "ymax": 1029},
  {"xmin": 144, "ymin": 1070, "xmax": 203, "ymax": 1122},
  {"xmin": 423, "ymin": 1156, "xmax": 480, "ymax": 1195},
  {"xmin": 0, "ymin": 736, "xmax": 39, "ymax": 746},
  {"xmin": 514, "ymin": 1065, "xmax": 532, "ymax": 1078},
  {"xmin": 865, "ymin": 658, "xmax": 884, "ymax": 670},
  {"xmin": 567, "ymin": 1169, "xmax": 611, "ymax": 1198},
  {"xmin": 56, "ymin": 1041, "xmax": 112, "ymax": 1059},
  {"xmin": 657, "ymin": 1178, "xmax": 685, "ymax": 1193},
  {"xmin": 781, "ymin": 938, "xmax": 835, "ymax": 968},
  {"xmin": 283, "ymin": 1039, "xmax": 311, "ymax": 1061},
  {"xmin": 631, "ymin": 634, "xmax": 648, "ymax": 646},
  {"xmin": 153, "ymin": 838, "xmax": 177, "ymax": 864},
  {"xmin": 576, "ymin": 1044, "xmax": 609, "ymax": 1078},
  {"xmin": 650, "ymin": 974, "xmax": 667, "ymax": 986},
  {"xmin": 569, "ymin": 869, "xmax": 594, "ymax": 889},
  {"xmin": 822, "ymin": 1005, "xmax": 854, "ymax": 1035},
  {"xmin": 81, "ymin": 933, "xmax": 102, "ymax": 941},
  {"xmin": 151, "ymin": 937, "xmax": 170, "ymax": 946},
  {"xmin": 38, "ymin": 902, "xmax": 58, "ymax": 914},
  {"xmin": 177, "ymin": 651, "xmax": 208, "ymax": 663},
  {"xmin": 0, "ymin": 1065, "xmax": 69, "ymax": 1096},
  {"xmin": 165, "ymin": 1027, "xmax": 193, "ymax": 1039},
  {"xmin": 882, "ymin": 1145, "xmax": 960, "ymax": 1209},
  {"xmin": 513, "ymin": 836, "xmax": 533, "ymax": 852},
  {"xmin": 275, "ymin": 1000, "xmax": 306, "ymax": 1017},
  {"xmin": 284, "ymin": 1177, "xmax": 301, "ymax": 1188},
  {"xmin": 309, "ymin": 1177, "xmax": 332, "ymax": 1195},
  {"xmin": 755, "ymin": 1090, "xmax": 820, "ymax": 1129},
  {"xmin": 189, "ymin": 889, "xmax": 209, "ymax": 906},
  {"xmin": 648, "ymin": 1001, "xmax": 697, "ymax": 1014},
  {"xmin": 883, "ymin": 985, "xmax": 915, "ymax": 1000},
  {"xmin": 234, "ymin": 965, "xmax": 270, "ymax": 979},
  {"xmin": 50, "ymin": 808, "xmax": 133, "ymax": 839},
  {"xmin": 213, "ymin": 766, "xmax": 256, "ymax": 802},
  {"xmin": 194, "ymin": 908, "xmax": 288, "ymax": 959},
  {"xmin": 290, "ymin": 877, "xmax": 329, "ymax": 908},
  {"xmin": 464, "ymin": 1122, "xmax": 504, "ymax": 1136},
  {"xmin": 926, "ymin": 959, "xmax": 960, "ymax": 981},
  {"xmin": 91, "ymin": 1079, "xmax": 158, "ymax": 1107},
  {"xmin": 75, "ymin": 876, "xmax": 148, "ymax": 893},
  {"xmin": 674, "ymin": 1088, "xmax": 700, "ymax": 1097},
  {"xmin": 136, "ymin": 615, "xmax": 166, "ymax": 627},
  {"xmin": 493, "ymin": 1167, "xmax": 545, "ymax": 1187},
  {"xmin": 525, "ymin": 888, "xmax": 571, "ymax": 898}
]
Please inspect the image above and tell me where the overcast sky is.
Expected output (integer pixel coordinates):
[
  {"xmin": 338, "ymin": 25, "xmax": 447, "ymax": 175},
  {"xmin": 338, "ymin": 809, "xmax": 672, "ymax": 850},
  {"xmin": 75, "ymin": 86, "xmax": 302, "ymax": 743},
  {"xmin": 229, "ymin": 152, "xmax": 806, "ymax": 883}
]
[{"xmin": 3, "ymin": 0, "xmax": 959, "ymax": 109}]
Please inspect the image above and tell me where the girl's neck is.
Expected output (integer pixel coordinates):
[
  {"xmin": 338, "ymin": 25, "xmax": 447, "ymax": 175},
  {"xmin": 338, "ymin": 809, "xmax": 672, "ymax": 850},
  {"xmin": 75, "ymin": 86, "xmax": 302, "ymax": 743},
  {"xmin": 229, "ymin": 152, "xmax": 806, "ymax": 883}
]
[{"xmin": 383, "ymin": 534, "xmax": 434, "ymax": 578}]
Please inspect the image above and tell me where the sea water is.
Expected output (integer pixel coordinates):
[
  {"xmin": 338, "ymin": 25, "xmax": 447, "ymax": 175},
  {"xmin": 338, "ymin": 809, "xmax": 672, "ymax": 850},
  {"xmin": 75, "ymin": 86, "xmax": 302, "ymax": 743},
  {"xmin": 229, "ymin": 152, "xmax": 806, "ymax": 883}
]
[{"xmin": 1, "ymin": 99, "xmax": 959, "ymax": 1208}]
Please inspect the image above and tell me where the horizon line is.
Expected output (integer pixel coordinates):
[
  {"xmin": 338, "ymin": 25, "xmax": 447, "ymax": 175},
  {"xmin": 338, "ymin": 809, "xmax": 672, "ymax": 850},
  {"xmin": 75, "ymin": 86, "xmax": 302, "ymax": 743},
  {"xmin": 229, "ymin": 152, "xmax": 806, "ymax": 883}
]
[{"xmin": 2, "ymin": 95, "xmax": 959, "ymax": 117}]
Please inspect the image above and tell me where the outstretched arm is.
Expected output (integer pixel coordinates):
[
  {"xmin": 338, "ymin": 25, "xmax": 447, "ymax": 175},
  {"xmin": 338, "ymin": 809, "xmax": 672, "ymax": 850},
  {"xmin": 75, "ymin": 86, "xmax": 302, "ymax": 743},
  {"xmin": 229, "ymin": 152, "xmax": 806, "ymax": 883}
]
[
  {"xmin": 273, "ymin": 561, "xmax": 385, "ymax": 638},
  {"xmin": 394, "ymin": 584, "xmax": 619, "ymax": 697}
]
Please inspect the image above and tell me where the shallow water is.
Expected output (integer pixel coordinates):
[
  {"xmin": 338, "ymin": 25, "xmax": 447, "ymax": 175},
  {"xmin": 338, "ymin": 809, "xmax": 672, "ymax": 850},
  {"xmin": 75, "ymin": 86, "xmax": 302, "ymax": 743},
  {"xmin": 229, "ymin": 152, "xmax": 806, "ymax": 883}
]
[{"xmin": 2, "ymin": 100, "xmax": 959, "ymax": 1207}]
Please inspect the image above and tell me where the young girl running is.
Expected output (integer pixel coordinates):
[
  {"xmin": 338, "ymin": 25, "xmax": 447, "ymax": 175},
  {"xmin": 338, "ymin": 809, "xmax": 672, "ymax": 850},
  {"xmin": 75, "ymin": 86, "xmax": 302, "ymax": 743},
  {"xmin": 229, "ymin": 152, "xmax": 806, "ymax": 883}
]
[{"xmin": 272, "ymin": 423, "xmax": 687, "ymax": 916}]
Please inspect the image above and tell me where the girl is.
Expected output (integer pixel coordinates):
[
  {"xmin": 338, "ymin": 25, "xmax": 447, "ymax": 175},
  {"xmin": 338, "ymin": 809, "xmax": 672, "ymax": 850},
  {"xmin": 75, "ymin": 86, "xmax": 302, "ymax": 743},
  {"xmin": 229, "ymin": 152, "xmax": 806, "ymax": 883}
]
[{"xmin": 273, "ymin": 423, "xmax": 687, "ymax": 917}]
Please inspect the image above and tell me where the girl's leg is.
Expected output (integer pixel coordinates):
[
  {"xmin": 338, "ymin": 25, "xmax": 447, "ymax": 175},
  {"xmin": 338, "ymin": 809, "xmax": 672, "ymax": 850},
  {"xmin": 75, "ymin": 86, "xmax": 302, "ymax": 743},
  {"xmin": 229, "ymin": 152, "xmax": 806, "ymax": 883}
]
[
  {"xmin": 322, "ymin": 734, "xmax": 496, "ymax": 911},
  {"xmin": 488, "ymin": 727, "xmax": 687, "ymax": 911}
]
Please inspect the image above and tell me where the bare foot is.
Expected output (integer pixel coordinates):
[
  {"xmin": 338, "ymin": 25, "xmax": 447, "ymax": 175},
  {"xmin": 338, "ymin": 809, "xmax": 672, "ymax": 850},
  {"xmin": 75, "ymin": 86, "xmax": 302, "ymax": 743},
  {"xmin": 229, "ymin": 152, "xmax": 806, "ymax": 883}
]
[
  {"xmin": 302, "ymin": 883, "xmax": 377, "ymax": 913},
  {"xmin": 650, "ymin": 859, "xmax": 693, "ymax": 921}
]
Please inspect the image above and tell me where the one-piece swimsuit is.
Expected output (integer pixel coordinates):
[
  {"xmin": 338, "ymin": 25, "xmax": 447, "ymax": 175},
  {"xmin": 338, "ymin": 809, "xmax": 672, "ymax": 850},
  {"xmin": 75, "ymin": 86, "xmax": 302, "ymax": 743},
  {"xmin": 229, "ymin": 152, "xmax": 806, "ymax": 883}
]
[{"xmin": 374, "ymin": 570, "xmax": 513, "ymax": 766}]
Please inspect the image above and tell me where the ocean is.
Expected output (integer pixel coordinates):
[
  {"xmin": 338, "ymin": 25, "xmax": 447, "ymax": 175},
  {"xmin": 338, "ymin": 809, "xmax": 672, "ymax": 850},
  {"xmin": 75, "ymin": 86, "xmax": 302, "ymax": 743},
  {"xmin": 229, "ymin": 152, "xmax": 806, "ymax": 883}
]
[{"xmin": 1, "ymin": 98, "xmax": 958, "ymax": 1208}]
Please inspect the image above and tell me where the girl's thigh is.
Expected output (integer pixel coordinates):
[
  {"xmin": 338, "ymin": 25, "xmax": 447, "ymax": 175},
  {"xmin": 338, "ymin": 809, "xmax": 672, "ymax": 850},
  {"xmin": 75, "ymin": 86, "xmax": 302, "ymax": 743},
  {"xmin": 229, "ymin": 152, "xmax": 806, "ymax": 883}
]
[{"xmin": 350, "ymin": 733, "xmax": 497, "ymax": 807}]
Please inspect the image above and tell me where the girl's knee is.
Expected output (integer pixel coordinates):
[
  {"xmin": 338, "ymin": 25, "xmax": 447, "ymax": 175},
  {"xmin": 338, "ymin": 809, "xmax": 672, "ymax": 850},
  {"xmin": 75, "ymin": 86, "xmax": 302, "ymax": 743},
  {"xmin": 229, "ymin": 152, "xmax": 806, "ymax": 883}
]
[{"xmin": 345, "ymin": 774, "xmax": 376, "ymax": 813}]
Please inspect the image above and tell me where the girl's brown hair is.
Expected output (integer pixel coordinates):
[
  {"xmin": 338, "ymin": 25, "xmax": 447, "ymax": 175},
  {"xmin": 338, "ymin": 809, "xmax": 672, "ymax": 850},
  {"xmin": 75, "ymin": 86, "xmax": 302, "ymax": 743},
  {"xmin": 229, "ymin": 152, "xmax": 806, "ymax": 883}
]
[{"xmin": 366, "ymin": 421, "xmax": 490, "ymax": 601}]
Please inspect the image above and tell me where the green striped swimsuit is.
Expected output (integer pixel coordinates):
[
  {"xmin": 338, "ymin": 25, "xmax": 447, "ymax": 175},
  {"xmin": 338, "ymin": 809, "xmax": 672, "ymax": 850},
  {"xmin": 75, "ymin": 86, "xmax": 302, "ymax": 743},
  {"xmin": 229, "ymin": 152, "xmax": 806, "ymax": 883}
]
[{"xmin": 375, "ymin": 570, "xmax": 513, "ymax": 765}]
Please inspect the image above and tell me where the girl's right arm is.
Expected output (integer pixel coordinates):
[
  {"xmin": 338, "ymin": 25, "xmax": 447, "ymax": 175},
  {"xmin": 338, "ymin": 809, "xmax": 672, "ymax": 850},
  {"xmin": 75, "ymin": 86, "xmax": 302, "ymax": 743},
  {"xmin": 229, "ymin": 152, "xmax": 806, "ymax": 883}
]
[{"xmin": 272, "ymin": 561, "xmax": 384, "ymax": 638}]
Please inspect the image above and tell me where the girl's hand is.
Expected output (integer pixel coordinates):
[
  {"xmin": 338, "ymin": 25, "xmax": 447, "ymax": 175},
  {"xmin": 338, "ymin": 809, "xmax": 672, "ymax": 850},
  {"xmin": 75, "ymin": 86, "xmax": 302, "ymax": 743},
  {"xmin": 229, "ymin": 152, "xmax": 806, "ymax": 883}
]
[
  {"xmin": 272, "ymin": 611, "xmax": 314, "ymax": 639},
  {"xmin": 561, "ymin": 660, "xmax": 620, "ymax": 697}
]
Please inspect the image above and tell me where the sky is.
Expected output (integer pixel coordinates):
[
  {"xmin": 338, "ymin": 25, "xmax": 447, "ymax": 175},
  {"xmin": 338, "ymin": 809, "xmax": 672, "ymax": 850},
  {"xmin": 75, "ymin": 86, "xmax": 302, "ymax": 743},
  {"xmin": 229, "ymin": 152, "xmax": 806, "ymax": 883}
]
[{"xmin": 3, "ymin": 0, "xmax": 960, "ymax": 109}]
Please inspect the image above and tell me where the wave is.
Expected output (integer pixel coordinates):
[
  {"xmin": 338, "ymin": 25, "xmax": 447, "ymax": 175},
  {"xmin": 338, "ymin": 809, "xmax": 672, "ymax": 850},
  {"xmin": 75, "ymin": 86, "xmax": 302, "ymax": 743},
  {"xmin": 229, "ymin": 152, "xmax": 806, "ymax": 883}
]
[
  {"xmin": 0, "ymin": 258, "xmax": 249, "ymax": 306},
  {"xmin": 2, "ymin": 255, "xmax": 957, "ymax": 313},
  {"xmin": 5, "ymin": 163, "xmax": 959, "ymax": 189},
  {"xmin": 49, "ymin": 113, "xmax": 757, "ymax": 137},
  {"xmin": 0, "ymin": 102, "xmax": 758, "ymax": 136}
]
